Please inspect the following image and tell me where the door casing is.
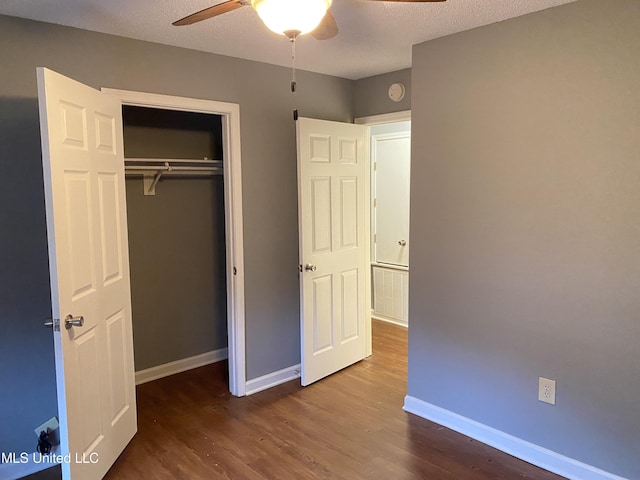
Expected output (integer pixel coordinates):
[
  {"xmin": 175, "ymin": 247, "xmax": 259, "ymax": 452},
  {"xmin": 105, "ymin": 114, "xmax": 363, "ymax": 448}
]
[{"xmin": 102, "ymin": 88, "xmax": 247, "ymax": 396}]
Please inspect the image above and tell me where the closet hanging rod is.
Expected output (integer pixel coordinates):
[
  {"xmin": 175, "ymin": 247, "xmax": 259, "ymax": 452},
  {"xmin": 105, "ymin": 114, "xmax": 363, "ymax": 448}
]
[
  {"xmin": 124, "ymin": 157, "xmax": 222, "ymax": 166},
  {"xmin": 125, "ymin": 165, "xmax": 221, "ymax": 173},
  {"xmin": 125, "ymin": 164, "xmax": 221, "ymax": 195},
  {"xmin": 125, "ymin": 170, "xmax": 222, "ymax": 177}
]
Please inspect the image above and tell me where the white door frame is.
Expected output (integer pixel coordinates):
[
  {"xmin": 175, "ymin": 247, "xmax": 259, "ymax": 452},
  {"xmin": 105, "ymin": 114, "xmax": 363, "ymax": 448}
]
[{"xmin": 102, "ymin": 88, "xmax": 246, "ymax": 396}]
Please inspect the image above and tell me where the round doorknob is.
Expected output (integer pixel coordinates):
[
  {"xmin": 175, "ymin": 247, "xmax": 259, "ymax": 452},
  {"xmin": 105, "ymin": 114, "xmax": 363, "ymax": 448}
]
[
  {"xmin": 398, "ymin": 240, "xmax": 407, "ymax": 246},
  {"xmin": 305, "ymin": 264, "xmax": 317, "ymax": 272},
  {"xmin": 64, "ymin": 314, "xmax": 84, "ymax": 329}
]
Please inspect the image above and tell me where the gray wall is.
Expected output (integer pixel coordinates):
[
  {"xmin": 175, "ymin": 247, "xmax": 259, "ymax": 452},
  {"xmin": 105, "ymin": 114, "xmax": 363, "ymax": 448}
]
[
  {"xmin": 123, "ymin": 108, "xmax": 227, "ymax": 371},
  {"xmin": 353, "ymin": 68, "xmax": 411, "ymax": 118},
  {"xmin": 0, "ymin": 14, "xmax": 352, "ymax": 455},
  {"xmin": 126, "ymin": 177, "xmax": 227, "ymax": 371},
  {"xmin": 0, "ymin": 89, "xmax": 56, "ymax": 458},
  {"xmin": 408, "ymin": 1, "xmax": 640, "ymax": 478},
  {"xmin": 370, "ymin": 121, "xmax": 411, "ymax": 137}
]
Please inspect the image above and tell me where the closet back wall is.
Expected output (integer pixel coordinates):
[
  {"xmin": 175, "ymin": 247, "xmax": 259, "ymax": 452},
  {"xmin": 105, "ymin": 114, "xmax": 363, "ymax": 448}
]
[{"xmin": 123, "ymin": 108, "xmax": 227, "ymax": 371}]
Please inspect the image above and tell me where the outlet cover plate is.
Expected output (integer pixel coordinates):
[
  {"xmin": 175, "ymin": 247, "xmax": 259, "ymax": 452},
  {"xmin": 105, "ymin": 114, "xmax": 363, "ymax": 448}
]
[
  {"xmin": 35, "ymin": 417, "xmax": 59, "ymax": 437},
  {"xmin": 538, "ymin": 377, "xmax": 556, "ymax": 405}
]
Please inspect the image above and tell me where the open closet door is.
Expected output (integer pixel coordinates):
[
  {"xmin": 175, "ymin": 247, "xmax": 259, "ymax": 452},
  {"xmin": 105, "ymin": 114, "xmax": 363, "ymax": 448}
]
[
  {"xmin": 37, "ymin": 68, "xmax": 136, "ymax": 479},
  {"xmin": 297, "ymin": 117, "xmax": 369, "ymax": 386}
]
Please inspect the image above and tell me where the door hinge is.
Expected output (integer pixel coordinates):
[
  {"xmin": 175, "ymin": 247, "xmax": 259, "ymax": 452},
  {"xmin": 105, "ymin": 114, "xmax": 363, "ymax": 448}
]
[
  {"xmin": 374, "ymin": 234, "xmax": 377, "ymax": 243},
  {"xmin": 374, "ymin": 162, "xmax": 377, "ymax": 171},
  {"xmin": 233, "ymin": 266, "xmax": 237, "ymax": 275},
  {"xmin": 373, "ymin": 198, "xmax": 377, "ymax": 208},
  {"xmin": 299, "ymin": 264, "xmax": 303, "ymax": 273}
]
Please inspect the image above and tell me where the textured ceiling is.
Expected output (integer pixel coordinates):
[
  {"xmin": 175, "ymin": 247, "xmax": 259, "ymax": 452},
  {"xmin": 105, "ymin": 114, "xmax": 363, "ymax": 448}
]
[{"xmin": 0, "ymin": 0, "xmax": 577, "ymax": 80}]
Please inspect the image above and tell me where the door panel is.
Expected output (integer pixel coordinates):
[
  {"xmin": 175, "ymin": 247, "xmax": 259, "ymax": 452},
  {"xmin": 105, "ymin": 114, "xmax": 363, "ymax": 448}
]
[
  {"xmin": 65, "ymin": 173, "xmax": 96, "ymax": 298},
  {"xmin": 38, "ymin": 67, "xmax": 136, "ymax": 479},
  {"xmin": 339, "ymin": 177, "xmax": 358, "ymax": 248},
  {"xmin": 106, "ymin": 309, "xmax": 129, "ymax": 422},
  {"xmin": 373, "ymin": 132, "xmax": 411, "ymax": 267},
  {"xmin": 311, "ymin": 177, "xmax": 332, "ymax": 253},
  {"xmin": 297, "ymin": 117, "xmax": 369, "ymax": 386},
  {"xmin": 312, "ymin": 274, "xmax": 334, "ymax": 353},
  {"xmin": 340, "ymin": 268, "xmax": 359, "ymax": 341},
  {"xmin": 98, "ymin": 173, "xmax": 124, "ymax": 285}
]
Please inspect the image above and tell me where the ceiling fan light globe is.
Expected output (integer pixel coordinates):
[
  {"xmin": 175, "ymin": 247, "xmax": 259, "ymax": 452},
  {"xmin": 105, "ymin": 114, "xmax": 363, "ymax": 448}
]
[{"xmin": 251, "ymin": 0, "xmax": 332, "ymax": 36}]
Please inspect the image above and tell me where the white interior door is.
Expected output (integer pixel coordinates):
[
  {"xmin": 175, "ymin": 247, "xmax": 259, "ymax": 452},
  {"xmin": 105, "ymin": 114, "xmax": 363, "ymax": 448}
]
[
  {"xmin": 38, "ymin": 68, "xmax": 137, "ymax": 479},
  {"xmin": 373, "ymin": 132, "xmax": 411, "ymax": 267},
  {"xmin": 297, "ymin": 117, "xmax": 369, "ymax": 386}
]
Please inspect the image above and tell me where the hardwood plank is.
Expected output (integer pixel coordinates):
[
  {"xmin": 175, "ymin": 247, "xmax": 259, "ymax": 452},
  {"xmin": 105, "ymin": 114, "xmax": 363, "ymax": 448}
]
[{"xmin": 104, "ymin": 320, "xmax": 564, "ymax": 480}]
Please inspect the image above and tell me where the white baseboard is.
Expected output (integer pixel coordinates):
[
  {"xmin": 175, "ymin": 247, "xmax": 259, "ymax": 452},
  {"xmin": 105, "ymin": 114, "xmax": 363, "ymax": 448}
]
[
  {"xmin": 245, "ymin": 364, "xmax": 301, "ymax": 396},
  {"xmin": 371, "ymin": 313, "xmax": 408, "ymax": 328},
  {"xmin": 403, "ymin": 396, "xmax": 628, "ymax": 480},
  {"xmin": 135, "ymin": 348, "xmax": 228, "ymax": 385},
  {"xmin": 0, "ymin": 446, "xmax": 60, "ymax": 479}
]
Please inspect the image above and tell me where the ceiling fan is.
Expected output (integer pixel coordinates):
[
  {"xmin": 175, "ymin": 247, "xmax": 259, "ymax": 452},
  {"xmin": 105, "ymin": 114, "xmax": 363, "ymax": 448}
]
[{"xmin": 173, "ymin": 0, "xmax": 447, "ymax": 41}]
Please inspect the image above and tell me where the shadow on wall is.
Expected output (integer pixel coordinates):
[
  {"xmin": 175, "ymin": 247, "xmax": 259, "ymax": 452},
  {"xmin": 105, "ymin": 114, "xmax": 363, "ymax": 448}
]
[{"xmin": 0, "ymin": 96, "xmax": 58, "ymax": 455}]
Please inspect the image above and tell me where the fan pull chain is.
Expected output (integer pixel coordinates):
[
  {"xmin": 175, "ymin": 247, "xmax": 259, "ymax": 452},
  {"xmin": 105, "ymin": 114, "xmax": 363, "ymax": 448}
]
[
  {"xmin": 288, "ymin": 31, "xmax": 299, "ymax": 121},
  {"xmin": 291, "ymin": 34, "xmax": 297, "ymax": 94}
]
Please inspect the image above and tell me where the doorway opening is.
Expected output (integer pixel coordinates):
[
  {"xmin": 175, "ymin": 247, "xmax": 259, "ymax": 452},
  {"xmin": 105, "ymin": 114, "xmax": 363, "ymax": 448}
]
[
  {"xmin": 356, "ymin": 111, "xmax": 411, "ymax": 328},
  {"xmin": 121, "ymin": 106, "xmax": 229, "ymax": 391},
  {"xmin": 103, "ymin": 88, "xmax": 247, "ymax": 396}
]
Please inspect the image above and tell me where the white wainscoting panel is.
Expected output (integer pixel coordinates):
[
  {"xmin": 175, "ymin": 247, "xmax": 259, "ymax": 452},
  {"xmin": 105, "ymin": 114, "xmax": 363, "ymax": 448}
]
[{"xmin": 372, "ymin": 265, "xmax": 408, "ymax": 326}]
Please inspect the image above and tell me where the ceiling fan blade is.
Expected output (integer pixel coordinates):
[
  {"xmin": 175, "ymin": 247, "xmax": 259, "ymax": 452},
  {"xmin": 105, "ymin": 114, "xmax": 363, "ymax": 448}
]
[
  {"xmin": 173, "ymin": 0, "xmax": 246, "ymax": 26},
  {"xmin": 312, "ymin": 10, "xmax": 339, "ymax": 40}
]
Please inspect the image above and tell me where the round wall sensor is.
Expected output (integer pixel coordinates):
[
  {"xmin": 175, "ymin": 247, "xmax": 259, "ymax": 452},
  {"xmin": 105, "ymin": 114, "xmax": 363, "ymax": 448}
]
[{"xmin": 388, "ymin": 82, "xmax": 405, "ymax": 102}]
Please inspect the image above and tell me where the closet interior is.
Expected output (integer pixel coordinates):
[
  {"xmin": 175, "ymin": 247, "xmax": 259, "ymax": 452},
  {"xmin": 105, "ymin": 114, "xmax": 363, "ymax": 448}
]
[{"xmin": 122, "ymin": 106, "xmax": 228, "ymax": 377}]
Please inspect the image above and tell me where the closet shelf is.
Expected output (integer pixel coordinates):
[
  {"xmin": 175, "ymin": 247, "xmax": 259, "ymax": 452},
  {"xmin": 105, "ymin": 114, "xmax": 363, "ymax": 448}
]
[{"xmin": 124, "ymin": 158, "xmax": 223, "ymax": 196}]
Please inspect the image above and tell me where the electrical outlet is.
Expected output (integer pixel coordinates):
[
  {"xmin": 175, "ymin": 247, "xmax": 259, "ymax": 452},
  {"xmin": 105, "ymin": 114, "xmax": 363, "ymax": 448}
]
[
  {"xmin": 538, "ymin": 377, "xmax": 556, "ymax": 405},
  {"xmin": 35, "ymin": 417, "xmax": 59, "ymax": 437}
]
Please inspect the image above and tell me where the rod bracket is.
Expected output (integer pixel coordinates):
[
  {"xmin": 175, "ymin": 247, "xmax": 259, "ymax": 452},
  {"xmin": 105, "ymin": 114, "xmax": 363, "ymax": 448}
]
[{"xmin": 143, "ymin": 172, "xmax": 162, "ymax": 196}]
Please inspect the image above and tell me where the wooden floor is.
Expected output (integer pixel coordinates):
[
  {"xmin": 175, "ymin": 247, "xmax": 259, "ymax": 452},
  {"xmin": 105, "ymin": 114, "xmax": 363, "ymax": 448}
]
[{"xmin": 105, "ymin": 320, "xmax": 564, "ymax": 480}]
